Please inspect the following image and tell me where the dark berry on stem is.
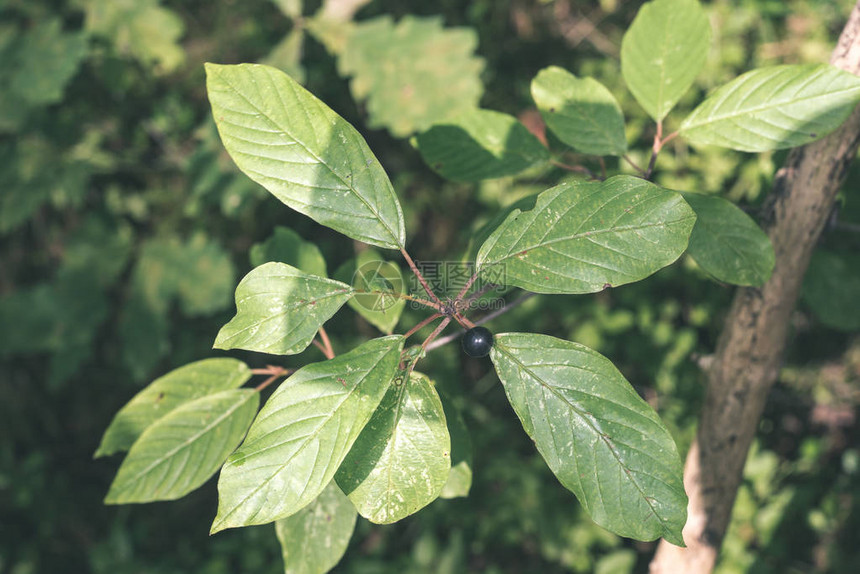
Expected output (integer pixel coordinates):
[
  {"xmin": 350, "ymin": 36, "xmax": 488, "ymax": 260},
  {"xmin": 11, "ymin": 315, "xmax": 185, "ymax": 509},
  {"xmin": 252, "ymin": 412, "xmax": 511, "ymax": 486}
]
[{"xmin": 462, "ymin": 326, "xmax": 494, "ymax": 358}]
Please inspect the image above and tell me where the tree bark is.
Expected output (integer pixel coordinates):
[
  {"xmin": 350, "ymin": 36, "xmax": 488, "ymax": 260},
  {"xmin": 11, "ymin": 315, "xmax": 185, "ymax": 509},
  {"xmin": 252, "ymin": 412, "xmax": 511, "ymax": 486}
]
[{"xmin": 649, "ymin": 3, "xmax": 860, "ymax": 572}]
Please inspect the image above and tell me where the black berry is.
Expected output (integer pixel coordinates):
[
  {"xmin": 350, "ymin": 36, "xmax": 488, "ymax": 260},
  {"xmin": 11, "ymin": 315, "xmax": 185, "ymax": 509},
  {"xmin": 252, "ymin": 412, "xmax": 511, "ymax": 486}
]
[{"xmin": 462, "ymin": 326, "xmax": 494, "ymax": 358}]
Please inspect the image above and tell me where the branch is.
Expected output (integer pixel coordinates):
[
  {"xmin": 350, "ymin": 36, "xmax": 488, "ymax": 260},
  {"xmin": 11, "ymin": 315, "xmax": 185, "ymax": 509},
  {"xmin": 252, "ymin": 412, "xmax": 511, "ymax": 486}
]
[{"xmin": 650, "ymin": 4, "xmax": 860, "ymax": 572}]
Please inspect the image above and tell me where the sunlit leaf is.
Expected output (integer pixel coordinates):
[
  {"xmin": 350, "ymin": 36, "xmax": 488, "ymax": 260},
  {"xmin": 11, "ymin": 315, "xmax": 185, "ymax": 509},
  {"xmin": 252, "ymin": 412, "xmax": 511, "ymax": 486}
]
[
  {"xmin": 105, "ymin": 389, "xmax": 259, "ymax": 503},
  {"xmin": 531, "ymin": 66, "xmax": 626, "ymax": 156},
  {"xmin": 262, "ymin": 28, "xmax": 306, "ymax": 85},
  {"xmin": 206, "ymin": 63, "xmax": 406, "ymax": 249},
  {"xmin": 78, "ymin": 0, "xmax": 185, "ymax": 74},
  {"xmin": 680, "ymin": 64, "xmax": 860, "ymax": 151},
  {"xmin": 95, "ymin": 358, "xmax": 252, "ymax": 458},
  {"xmin": 336, "ymin": 372, "xmax": 450, "ymax": 523},
  {"xmin": 476, "ymin": 176, "xmax": 696, "ymax": 294},
  {"xmin": 621, "ymin": 0, "xmax": 710, "ymax": 121},
  {"xmin": 337, "ymin": 15, "xmax": 484, "ymax": 137},
  {"xmin": 214, "ymin": 262, "xmax": 353, "ymax": 355},
  {"xmin": 211, "ymin": 336, "xmax": 403, "ymax": 532},
  {"xmin": 491, "ymin": 333, "xmax": 686, "ymax": 545}
]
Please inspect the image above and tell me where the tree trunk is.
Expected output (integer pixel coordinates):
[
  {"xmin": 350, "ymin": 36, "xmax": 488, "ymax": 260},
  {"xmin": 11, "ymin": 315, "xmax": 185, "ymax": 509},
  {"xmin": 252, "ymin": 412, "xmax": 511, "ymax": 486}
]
[{"xmin": 649, "ymin": 3, "xmax": 860, "ymax": 572}]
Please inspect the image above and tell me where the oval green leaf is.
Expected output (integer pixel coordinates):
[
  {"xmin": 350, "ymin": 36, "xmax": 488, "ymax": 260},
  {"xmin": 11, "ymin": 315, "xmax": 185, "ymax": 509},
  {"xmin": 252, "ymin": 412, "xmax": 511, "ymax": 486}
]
[
  {"xmin": 214, "ymin": 262, "xmax": 353, "ymax": 355},
  {"xmin": 205, "ymin": 63, "xmax": 405, "ymax": 249},
  {"xmin": 211, "ymin": 336, "xmax": 404, "ymax": 533},
  {"xmin": 335, "ymin": 371, "xmax": 450, "ymax": 523},
  {"xmin": 415, "ymin": 109, "xmax": 550, "ymax": 182},
  {"xmin": 337, "ymin": 15, "xmax": 485, "ymax": 137},
  {"xmin": 250, "ymin": 227, "xmax": 328, "ymax": 277},
  {"xmin": 335, "ymin": 249, "xmax": 406, "ymax": 335},
  {"xmin": 476, "ymin": 175, "xmax": 696, "ymax": 294},
  {"xmin": 680, "ymin": 64, "xmax": 860, "ymax": 151},
  {"xmin": 531, "ymin": 66, "xmax": 626, "ymax": 156},
  {"xmin": 275, "ymin": 481, "xmax": 357, "ymax": 574},
  {"xmin": 95, "ymin": 358, "xmax": 252, "ymax": 458},
  {"xmin": 681, "ymin": 192, "xmax": 774, "ymax": 286},
  {"xmin": 105, "ymin": 389, "xmax": 259, "ymax": 504},
  {"xmin": 621, "ymin": 0, "xmax": 710, "ymax": 122},
  {"xmin": 490, "ymin": 333, "xmax": 687, "ymax": 545}
]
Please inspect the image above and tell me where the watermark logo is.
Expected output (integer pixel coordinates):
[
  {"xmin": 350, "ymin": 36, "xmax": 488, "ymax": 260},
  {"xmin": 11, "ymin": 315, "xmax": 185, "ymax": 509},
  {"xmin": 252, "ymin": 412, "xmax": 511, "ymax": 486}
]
[
  {"xmin": 351, "ymin": 259, "xmax": 404, "ymax": 312},
  {"xmin": 352, "ymin": 259, "xmax": 508, "ymax": 312},
  {"xmin": 407, "ymin": 261, "xmax": 506, "ymax": 311}
]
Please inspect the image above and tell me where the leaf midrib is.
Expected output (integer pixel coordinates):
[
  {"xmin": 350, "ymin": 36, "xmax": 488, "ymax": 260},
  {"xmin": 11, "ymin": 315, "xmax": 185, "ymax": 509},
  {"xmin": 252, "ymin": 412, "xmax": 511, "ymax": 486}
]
[
  {"xmin": 682, "ymin": 80, "xmax": 860, "ymax": 131},
  {"xmin": 485, "ymin": 216, "xmax": 693, "ymax": 267}
]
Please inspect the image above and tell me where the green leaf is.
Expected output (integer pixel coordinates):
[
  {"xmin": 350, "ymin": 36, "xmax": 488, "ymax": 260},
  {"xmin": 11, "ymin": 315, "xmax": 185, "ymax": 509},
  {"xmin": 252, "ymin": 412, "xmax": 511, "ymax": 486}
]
[
  {"xmin": 468, "ymin": 193, "xmax": 540, "ymax": 262},
  {"xmin": 476, "ymin": 175, "xmax": 696, "ymax": 294},
  {"xmin": 105, "ymin": 389, "xmax": 259, "ymax": 503},
  {"xmin": 336, "ymin": 372, "xmax": 450, "ymax": 523},
  {"xmin": 272, "ymin": 0, "xmax": 302, "ymax": 18},
  {"xmin": 337, "ymin": 15, "xmax": 485, "ymax": 137},
  {"xmin": 415, "ymin": 109, "xmax": 549, "ymax": 181},
  {"xmin": 438, "ymin": 391, "xmax": 473, "ymax": 499},
  {"xmin": 262, "ymin": 28, "xmax": 306, "ymax": 85},
  {"xmin": 531, "ymin": 66, "xmax": 626, "ymax": 156},
  {"xmin": 8, "ymin": 18, "xmax": 88, "ymax": 107},
  {"xmin": 680, "ymin": 64, "xmax": 860, "ymax": 151},
  {"xmin": 802, "ymin": 250, "xmax": 860, "ymax": 331},
  {"xmin": 490, "ymin": 333, "xmax": 687, "ymax": 545},
  {"xmin": 78, "ymin": 0, "xmax": 185, "ymax": 74},
  {"xmin": 275, "ymin": 481, "xmax": 357, "ymax": 574},
  {"xmin": 214, "ymin": 262, "xmax": 353, "ymax": 355},
  {"xmin": 118, "ymin": 234, "xmax": 235, "ymax": 380},
  {"xmin": 335, "ymin": 250, "xmax": 406, "ymax": 335},
  {"xmin": 681, "ymin": 192, "xmax": 774, "ymax": 286},
  {"xmin": 250, "ymin": 227, "xmax": 328, "ymax": 277},
  {"xmin": 95, "ymin": 358, "xmax": 252, "ymax": 458},
  {"xmin": 211, "ymin": 336, "xmax": 404, "ymax": 533},
  {"xmin": 621, "ymin": 0, "xmax": 710, "ymax": 122},
  {"xmin": 205, "ymin": 63, "xmax": 406, "ymax": 249},
  {"xmin": 175, "ymin": 233, "xmax": 236, "ymax": 316}
]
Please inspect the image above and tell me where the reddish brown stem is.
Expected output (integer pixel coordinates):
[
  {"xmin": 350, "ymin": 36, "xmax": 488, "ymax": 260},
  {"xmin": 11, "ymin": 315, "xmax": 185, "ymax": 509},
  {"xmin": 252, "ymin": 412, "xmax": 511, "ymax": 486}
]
[
  {"xmin": 550, "ymin": 159, "xmax": 600, "ymax": 180},
  {"xmin": 253, "ymin": 366, "xmax": 292, "ymax": 392},
  {"xmin": 455, "ymin": 271, "xmax": 480, "ymax": 303},
  {"xmin": 400, "ymin": 247, "xmax": 443, "ymax": 305},
  {"xmin": 623, "ymin": 153, "xmax": 646, "ymax": 176},
  {"xmin": 318, "ymin": 326, "xmax": 335, "ymax": 359},
  {"xmin": 403, "ymin": 313, "xmax": 443, "ymax": 340}
]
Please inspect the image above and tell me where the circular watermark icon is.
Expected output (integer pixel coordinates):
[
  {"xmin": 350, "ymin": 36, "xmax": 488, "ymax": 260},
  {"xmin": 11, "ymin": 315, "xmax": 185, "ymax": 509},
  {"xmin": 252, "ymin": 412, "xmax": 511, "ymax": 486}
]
[{"xmin": 351, "ymin": 260, "xmax": 404, "ymax": 312}]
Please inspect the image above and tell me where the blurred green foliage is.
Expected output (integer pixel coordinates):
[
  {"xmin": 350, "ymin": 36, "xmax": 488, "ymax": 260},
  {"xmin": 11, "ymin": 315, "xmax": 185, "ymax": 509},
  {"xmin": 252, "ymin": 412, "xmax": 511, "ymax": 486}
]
[{"xmin": 1, "ymin": 0, "xmax": 859, "ymax": 572}]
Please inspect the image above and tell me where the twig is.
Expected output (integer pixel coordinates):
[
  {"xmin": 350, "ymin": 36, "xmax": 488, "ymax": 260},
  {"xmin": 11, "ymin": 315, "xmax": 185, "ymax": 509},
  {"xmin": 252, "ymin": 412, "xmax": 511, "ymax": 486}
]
[
  {"xmin": 400, "ymin": 248, "xmax": 443, "ymax": 306},
  {"xmin": 550, "ymin": 159, "xmax": 600, "ymax": 180},
  {"xmin": 318, "ymin": 326, "xmax": 335, "ymax": 359},
  {"xmin": 455, "ymin": 271, "xmax": 480, "ymax": 302},
  {"xmin": 425, "ymin": 291, "xmax": 537, "ymax": 352},
  {"xmin": 252, "ymin": 365, "xmax": 292, "ymax": 392},
  {"xmin": 406, "ymin": 316, "xmax": 452, "ymax": 378},
  {"xmin": 403, "ymin": 313, "xmax": 443, "ymax": 340},
  {"xmin": 623, "ymin": 153, "xmax": 646, "ymax": 176}
]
